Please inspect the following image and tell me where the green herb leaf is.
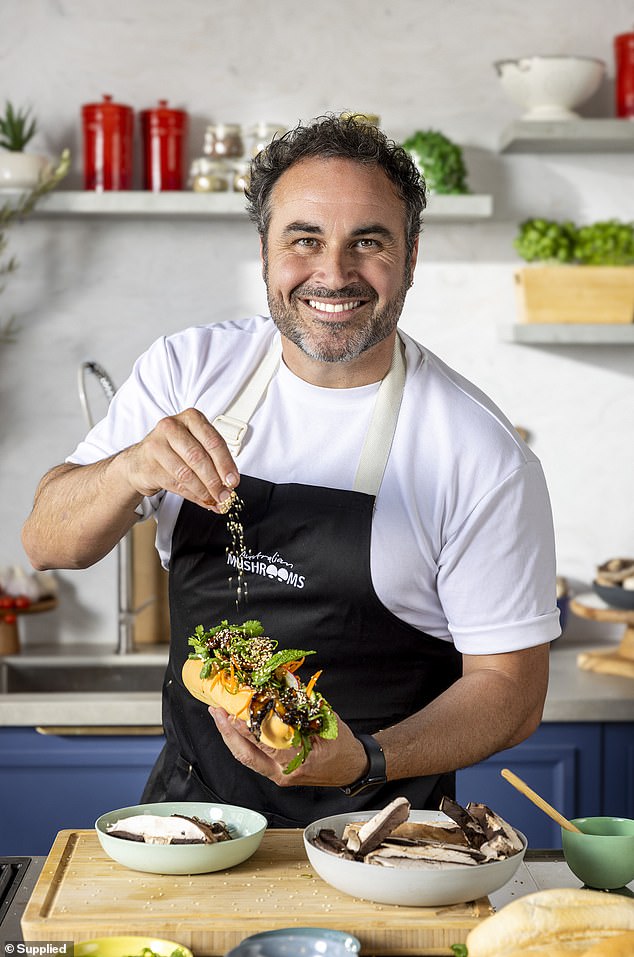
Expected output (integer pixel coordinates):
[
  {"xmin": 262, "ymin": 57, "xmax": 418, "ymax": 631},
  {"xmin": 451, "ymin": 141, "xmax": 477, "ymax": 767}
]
[
  {"xmin": 450, "ymin": 945, "xmax": 468, "ymax": 957},
  {"xmin": 252, "ymin": 648, "xmax": 315, "ymax": 687},
  {"xmin": 318, "ymin": 702, "xmax": 339, "ymax": 740},
  {"xmin": 240, "ymin": 620, "xmax": 265, "ymax": 637},
  {"xmin": 283, "ymin": 733, "xmax": 312, "ymax": 774}
]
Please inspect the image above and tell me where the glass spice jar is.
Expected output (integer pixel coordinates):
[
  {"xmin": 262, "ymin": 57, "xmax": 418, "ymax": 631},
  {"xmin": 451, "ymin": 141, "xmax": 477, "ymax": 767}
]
[
  {"xmin": 81, "ymin": 94, "xmax": 134, "ymax": 191},
  {"xmin": 231, "ymin": 159, "xmax": 251, "ymax": 192},
  {"xmin": 203, "ymin": 123, "xmax": 244, "ymax": 160},
  {"xmin": 249, "ymin": 122, "xmax": 286, "ymax": 157},
  {"xmin": 189, "ymin": 157, "xmax": 230, "ymax": 192}
]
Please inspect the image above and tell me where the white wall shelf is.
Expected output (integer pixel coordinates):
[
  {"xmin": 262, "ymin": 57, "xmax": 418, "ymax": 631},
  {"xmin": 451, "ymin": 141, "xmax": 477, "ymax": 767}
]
[
  {"xmin": 26, "ymin": 190, "xmax": 494, "ymax": 221},
  {"xmin": 499, "ymin": 323, "xmax": 634, "ymax": 345},
  {"xmin": 499, "ymin": 119, "xmax": 634, "ymax": 154}
]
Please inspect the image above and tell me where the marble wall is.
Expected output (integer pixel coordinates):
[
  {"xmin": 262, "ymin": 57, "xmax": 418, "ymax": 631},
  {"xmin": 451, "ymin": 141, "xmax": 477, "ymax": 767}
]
[{"xmin": 1, "ymin": 0, "xmax": 633, "ymax": 647}]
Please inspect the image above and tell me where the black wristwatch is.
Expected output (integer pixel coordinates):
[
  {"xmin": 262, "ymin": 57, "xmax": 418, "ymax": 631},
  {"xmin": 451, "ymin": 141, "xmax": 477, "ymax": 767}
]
[{"xmin": 340, "ymin": 733, "xmax": 387, "ymax": 797}]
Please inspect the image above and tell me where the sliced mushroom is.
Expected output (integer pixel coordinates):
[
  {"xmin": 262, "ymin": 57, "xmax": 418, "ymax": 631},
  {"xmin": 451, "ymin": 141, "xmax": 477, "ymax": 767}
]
[
  {"xmin": 439, "ymin": 796, "xmax": 488, "ymax": 849},
  {"xmin": 365, "ymin": 841, "xmax": 483, "ymax": 867},
  {"xmin": 466, "ymin": 802, "xmax": 523, "ymax": 854},
  {"xmin": 313, "ymin": 828, "xmax": 355, "ymax": 859},
  {"xmin": 107, "ymin": 813, "xmax": 227, "ymax": 844},
  {"xmin": 597, "ymin": 558, "xmax": 634, "ymax": 584},
  {"xmin": 345, "ymin": 796, "xmax": 411, "ymax": 856},
  {"xmin": 390, "ymin": 820, "xmax": 468, "ymax": 846}
]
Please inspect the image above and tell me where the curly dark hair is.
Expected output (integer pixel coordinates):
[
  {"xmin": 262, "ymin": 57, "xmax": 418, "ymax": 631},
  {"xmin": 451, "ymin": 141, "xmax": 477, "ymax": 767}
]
[{"xmin": 245, "ymin": 113, "xmax": 426, "ymax": 261}]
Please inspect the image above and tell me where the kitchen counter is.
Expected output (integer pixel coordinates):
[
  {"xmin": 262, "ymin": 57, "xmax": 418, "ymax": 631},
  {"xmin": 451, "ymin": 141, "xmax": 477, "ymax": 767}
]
[{"xmin": 0, "ymin": 629, "xmax": 632, "ymax": 728}]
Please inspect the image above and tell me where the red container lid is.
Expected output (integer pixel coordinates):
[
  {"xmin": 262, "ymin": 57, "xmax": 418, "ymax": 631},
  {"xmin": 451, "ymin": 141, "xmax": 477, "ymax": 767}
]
[
  {"xmin": 81, "ymin": 94, "xmax": 133, "ymax": 119},
  {"xmin": 140, "ymin": 99, "xmax": 187, "ymax": 128}
]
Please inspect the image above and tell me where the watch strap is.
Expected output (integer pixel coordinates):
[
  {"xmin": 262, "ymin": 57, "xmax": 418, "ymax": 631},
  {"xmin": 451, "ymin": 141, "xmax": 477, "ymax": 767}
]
[{"xmin": 340, "ymin": 732, "xmax": 387, "ymax": 797}]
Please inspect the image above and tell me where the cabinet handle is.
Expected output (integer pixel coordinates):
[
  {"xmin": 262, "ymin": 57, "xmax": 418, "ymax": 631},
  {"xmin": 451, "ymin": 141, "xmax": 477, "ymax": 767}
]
[{"xmin": 35, "ymin": 725, "xmax": 164, "ymax": 736}]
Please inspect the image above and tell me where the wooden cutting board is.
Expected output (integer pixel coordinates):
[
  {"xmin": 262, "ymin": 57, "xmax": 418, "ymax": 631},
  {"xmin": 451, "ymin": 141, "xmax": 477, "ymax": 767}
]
[{"xmin": 21, "ymin": 829, "xmax": 491, "ymax": 956}]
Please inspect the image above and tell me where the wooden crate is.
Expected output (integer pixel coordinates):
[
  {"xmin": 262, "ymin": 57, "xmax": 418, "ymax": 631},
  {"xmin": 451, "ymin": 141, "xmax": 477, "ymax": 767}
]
[
  {"xmin": 515, "ymin": 266, "xmax": 634, "ymax": 324},
  {"xmin": 131, "ymin": 520, "xmax": 170, "ymax": 645}
]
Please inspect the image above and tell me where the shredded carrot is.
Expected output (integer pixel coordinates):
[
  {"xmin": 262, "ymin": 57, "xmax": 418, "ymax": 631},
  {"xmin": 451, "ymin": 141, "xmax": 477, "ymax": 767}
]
[
  {"xmin": 285, "ymin": 657, "xmax": 305, "ymax": 673},
  {"xmin": 305, "ymin": 670, "xmax": 322, "ymax": 697},
  {"xmin": 235, "ymin": 689, "xmax": 255, "ymax": 718}
]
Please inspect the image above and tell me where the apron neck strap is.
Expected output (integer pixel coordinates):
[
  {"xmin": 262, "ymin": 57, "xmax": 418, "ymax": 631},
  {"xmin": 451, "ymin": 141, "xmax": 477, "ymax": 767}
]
[
  {"xmin": 353, "ymin": 333, "xmax": 406, "ymax": 496},
  {"xmin": 212, "ymin": 335, "xmax": 282, "ymax": 454},
  {"xmin": 213, "ymin": 332, "xmax": 407, "ymax": 498}
]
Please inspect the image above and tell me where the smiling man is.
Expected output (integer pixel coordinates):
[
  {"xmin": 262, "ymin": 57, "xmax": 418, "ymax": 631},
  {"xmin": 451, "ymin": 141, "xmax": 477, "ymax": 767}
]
[{"xmin": 22, "ymin": 115, "xmax": 560, "ymax": 826}]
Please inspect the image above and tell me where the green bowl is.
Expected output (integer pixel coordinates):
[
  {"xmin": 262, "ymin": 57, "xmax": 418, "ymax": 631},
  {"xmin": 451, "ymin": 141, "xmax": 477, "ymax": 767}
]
[
  {"xmin": 95, "ymin": 801, "xmax": 267, "ymax": 875},
  {"xmin": 561, "ymin": 816, "xmax": 634, "ymax": 890},
  {"xmin": 75, "ymin": 938, "xmax": 192, "ymax": 957}
]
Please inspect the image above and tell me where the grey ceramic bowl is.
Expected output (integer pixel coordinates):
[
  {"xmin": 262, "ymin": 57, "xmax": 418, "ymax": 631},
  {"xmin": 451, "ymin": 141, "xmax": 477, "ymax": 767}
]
[
  {"xmin": 593, "ymin": 581, "xmax": 634, "ymax": 611},
  {"xmin": 95, "ymin": 801, "xmax": 267, "ymax": 875},
  {"xmin": 224, "ymin": 928, "xmax": 361, "ymax": 957}
]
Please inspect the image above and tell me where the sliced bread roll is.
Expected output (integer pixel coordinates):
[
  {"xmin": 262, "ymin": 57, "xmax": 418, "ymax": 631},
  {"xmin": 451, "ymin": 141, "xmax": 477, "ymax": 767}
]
[
  {"xmin": 465, "ymin": 888, "xmax": 634, "ymax": 957},
  {"xmin": 582, "ymin": 931, "xmax": 634, "ymax": 956}
]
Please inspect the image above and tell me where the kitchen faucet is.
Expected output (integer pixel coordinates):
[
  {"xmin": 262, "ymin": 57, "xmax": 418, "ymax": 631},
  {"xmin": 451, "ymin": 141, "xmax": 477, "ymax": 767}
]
[{"xmin": 77, "ymin": 361, "xmax": 151, "ymax": 655}]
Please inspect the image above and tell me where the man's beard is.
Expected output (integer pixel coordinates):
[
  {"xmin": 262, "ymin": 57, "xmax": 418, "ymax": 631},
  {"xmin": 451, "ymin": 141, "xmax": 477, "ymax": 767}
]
[{"xmin": 264, "ymin": 267, "xmax": 411, "ymax": 364}]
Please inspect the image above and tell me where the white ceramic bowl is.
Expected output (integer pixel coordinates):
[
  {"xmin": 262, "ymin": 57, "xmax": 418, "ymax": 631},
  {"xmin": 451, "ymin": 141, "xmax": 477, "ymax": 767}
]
[
  {"xmin": 0, "ymin": 151, "xmax": 51, "ymax": 191},
  {"xmin": 494, "ymin": 55, "xmax": 605, "ymax": 120},
  {"xmin": 304, "ymin": 809, "xmax": 527, "ymax": 907},
  {"xmin": 95, "ymin": 801, "xmax": 267, "ymax": 875}
]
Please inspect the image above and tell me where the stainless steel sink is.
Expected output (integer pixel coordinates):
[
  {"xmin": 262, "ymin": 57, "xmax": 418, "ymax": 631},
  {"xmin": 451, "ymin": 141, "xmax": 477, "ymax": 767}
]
[{"xmin": 0, "ymin": 656, "xmax": 167, "ymax": 694}]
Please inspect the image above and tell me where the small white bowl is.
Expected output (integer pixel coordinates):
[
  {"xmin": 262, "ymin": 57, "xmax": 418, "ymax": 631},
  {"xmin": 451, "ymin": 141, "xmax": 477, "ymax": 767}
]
[
  {"xmin": 494, "ymin": 55, "xmax": 606, "ymax": 120},
  {"xmin": 95, "ymin": 801, "xmax": 267, "ymax": 875},
  {"xmin": 304, "ymin": 809, "xmax": 527, "ymax": 907}
]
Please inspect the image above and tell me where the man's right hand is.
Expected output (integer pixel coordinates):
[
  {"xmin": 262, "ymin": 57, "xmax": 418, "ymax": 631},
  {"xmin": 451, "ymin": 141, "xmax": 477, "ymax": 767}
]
[
  {"xmin": 22, "ymin": 408, "xmax": 239, "ymax": 571},
  {"xmin": 123, "ymin": 407, "xmax": 239, "ymax": 512}
]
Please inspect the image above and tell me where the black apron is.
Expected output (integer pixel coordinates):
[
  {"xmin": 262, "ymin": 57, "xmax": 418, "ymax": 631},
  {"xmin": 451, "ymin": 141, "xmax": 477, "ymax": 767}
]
[{"xmin": 142, "ymin": 335, "xmax": 462, "ymax": 826}]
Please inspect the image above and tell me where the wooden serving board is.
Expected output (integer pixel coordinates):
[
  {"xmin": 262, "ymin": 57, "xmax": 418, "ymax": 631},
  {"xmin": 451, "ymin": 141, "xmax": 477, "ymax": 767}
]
[{"xmin": 21, "ymin": 829, "xmax": 491, "ymax": 956}]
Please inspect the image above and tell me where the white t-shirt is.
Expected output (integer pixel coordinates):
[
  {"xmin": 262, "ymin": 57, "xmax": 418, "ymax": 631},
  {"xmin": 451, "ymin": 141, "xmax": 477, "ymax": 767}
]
[{"xmin": 68, "ymin": 316, "xmax": 560, "ymax": 655}]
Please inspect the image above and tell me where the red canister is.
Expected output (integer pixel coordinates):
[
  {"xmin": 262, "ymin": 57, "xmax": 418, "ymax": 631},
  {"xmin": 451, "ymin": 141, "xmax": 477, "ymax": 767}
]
[
  {"xmin": 614, "ymin": 31, "xmax": 634, "ymax": 118},
  {"xmin": 81, "ymin": 94, "xmax": 134, "ymax": 191},
  {"xmin": 139, "ymin": 99, "xmax": 188, "ymax": 191}
]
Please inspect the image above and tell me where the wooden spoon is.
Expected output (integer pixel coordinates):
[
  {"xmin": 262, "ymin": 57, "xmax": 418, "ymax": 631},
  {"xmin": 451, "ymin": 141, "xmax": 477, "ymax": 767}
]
[{"xmin": 501, "ymin": 768, "xmax": 582, "ymax": 833}]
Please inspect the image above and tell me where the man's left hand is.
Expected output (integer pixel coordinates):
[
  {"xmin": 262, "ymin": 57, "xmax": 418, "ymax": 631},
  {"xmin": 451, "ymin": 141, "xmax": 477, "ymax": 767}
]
[{"xmin": 208, "ymin": 706, "xmax": 368, "ymax": 787}]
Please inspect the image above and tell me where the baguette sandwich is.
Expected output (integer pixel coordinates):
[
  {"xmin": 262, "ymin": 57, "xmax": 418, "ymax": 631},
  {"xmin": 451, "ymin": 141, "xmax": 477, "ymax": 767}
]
[{"xmin": 182, "ymin": 619, "xmax": 338, "ymax": 773}]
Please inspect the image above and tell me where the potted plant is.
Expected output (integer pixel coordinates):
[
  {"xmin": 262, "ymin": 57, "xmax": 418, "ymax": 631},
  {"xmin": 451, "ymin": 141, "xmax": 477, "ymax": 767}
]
[
  {"xmin": 513, "ymin": 218, "xmax": 634, "ymax": 324},
  {"xmin": 0, "ymin": 101, "xmax": 52, "ymax": 191},
  {"xmin": 401, "ymin": 129, "xmax": 470, "ymax": 194}
]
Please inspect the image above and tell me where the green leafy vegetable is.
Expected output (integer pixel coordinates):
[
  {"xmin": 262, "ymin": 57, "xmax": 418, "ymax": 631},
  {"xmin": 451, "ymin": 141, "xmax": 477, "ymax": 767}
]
[
  {"xmin": 514, "ymin": 218, "xmax": 577, "ymax": 263},
  {"xmin": 514, "ymin": 218, "xmax": 634, "ymax": 265},
  {"xmin": 402, "ymin": 129, "xmax": 469, "ymax": 195},
  {"xmin": 450, "ymin": 945, "xmax": 468, "ymax": 957}
]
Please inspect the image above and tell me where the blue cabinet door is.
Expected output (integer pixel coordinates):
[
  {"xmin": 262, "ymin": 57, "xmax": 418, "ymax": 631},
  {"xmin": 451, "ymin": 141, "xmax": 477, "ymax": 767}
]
[
  {"xmin": 0, "ymin": 727, "xmax": 165, "ymax": 855},
  {"xmin": 456, "ymin": 723, "xmax": 602, "ymax": 849},
  {"xmin": 603, "ymin": 723, "xmax": 634, "ymax": 819}
]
